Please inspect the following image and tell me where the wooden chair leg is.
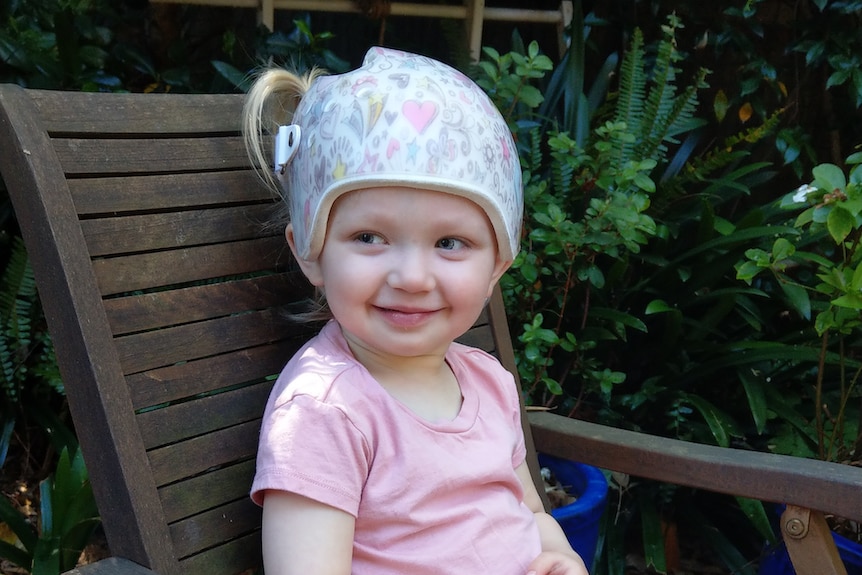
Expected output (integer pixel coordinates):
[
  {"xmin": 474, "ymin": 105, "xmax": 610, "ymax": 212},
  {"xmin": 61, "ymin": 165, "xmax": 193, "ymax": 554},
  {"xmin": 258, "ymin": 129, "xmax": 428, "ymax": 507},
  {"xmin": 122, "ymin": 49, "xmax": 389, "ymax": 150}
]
[{"xmin": 781, "ymin": 505, "xmax": 847, "ymax": 575}]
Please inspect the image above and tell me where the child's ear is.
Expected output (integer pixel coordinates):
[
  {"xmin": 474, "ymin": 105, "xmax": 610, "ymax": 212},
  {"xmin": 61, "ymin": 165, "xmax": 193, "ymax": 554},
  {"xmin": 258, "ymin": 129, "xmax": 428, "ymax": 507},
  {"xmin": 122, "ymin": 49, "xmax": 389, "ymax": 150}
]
[
  {"xmin": 485, "ymin": 258, "xmax": 512, "ymax": 297},
  {"xmin": 285, "ymin": 223, "xmax": 325, "ymax": 287}
]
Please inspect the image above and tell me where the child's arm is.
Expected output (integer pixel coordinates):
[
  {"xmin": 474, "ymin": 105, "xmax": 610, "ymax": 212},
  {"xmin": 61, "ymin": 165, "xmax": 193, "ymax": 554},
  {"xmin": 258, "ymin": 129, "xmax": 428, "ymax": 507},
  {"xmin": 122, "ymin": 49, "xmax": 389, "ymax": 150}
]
[
  {"xmin": 515, "ymin": 462, "xmax": 590, "ymax": 575},
  {"xmin": 261, "ymin": 489, "xmax": 355, "ymax": 575}
]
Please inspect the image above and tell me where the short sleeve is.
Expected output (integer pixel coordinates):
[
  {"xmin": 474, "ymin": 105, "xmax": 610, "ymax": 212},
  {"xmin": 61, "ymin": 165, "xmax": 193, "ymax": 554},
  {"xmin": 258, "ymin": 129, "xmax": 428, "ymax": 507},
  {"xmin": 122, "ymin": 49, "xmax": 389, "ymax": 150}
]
[
  {"xmin": 251, "ymin": 393, "xmax": 370, "ymax": 516},
  {"xmin": 507, "ymin": 374, "xmax": 527, "ymax": 470}
]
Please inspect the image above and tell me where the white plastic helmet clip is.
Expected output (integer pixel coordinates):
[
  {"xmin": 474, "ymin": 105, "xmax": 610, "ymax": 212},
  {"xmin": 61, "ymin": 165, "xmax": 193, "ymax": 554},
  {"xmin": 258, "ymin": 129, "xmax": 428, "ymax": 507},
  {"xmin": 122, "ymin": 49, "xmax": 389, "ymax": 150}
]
[{"xmin": 274, "ymin": 125, "xmax": 301, "ymax": 175}]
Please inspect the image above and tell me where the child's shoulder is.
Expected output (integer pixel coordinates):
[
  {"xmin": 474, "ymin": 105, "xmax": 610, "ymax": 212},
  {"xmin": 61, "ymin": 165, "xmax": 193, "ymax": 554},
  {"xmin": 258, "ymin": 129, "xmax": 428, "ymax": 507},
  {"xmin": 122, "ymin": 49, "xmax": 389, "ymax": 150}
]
[
  {"xmin": 272, "ymin": 322, "xmax": 369, "ymax": 400},
  {"xmin": 448, "ymin": 341, "xmax": 510, "ymax": 376}
]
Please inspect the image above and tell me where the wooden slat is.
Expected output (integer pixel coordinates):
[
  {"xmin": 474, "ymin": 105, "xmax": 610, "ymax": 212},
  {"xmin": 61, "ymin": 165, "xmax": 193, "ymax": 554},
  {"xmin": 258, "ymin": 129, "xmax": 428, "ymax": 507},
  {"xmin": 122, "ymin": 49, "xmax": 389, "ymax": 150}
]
[
  {"xmin": 69, "ymin": 172, "xmax": 274, "ymax": 216},
  {"xmin": 127, "ymin": 340, "xmax": 302, "ymax": 410},
  {"xmin": 81, "ymin": 205, "xmax": 279, "ymax": 256},
  {"xmin": 148, "ymin": 420, "xmax": 260, "ymax": 487},
  {"xmin": 91, "ymin": 236, "xmax": 287, "ymax": 295},
  {"xmin": 137, "ymin": 383, "xmax": 272, "ymax": 449},
  {"xmin": 159, "ymin": 461, "xmax": 256, "ymax": 523},
  {"xmin": 30, "ymin": 90, "xmax": 245, "ymax": 135},
  {"xmin": 528, "ymin": 411, "xmax": 862, "ymax": 523},
  {"xmin": 116, "ymin": 308, "xmax": 288, "ymax": 375},
  {"xmin": 170, "ymin": 499, "xmax": 261, "ymax": 559},
  {"xmin": 55, "ymin": 137, "xmax": 250, "ymax": 175},
  {"xmin": 104, "ymin": 273, "xmax": 307, "ymax": 335},
  {"xmin": 178, "ymin": 532, "xmax": 261, "ymax": 575}
]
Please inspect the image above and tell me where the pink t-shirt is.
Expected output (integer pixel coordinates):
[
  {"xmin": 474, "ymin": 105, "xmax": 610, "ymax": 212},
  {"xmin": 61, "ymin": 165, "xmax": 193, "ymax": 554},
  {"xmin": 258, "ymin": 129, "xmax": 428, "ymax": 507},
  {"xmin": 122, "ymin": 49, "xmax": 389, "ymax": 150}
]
[{"xmin": 252, "ymin": 321, "xmax": 542, "ymax": 574}]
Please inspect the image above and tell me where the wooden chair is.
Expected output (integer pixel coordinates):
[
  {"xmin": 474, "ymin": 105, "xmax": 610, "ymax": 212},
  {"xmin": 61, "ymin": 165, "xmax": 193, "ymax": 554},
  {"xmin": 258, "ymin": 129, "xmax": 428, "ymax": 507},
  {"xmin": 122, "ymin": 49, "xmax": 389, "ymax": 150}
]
[{"xmin": 0, "ymin": 85, "xmax": 859, "ymax": 575}]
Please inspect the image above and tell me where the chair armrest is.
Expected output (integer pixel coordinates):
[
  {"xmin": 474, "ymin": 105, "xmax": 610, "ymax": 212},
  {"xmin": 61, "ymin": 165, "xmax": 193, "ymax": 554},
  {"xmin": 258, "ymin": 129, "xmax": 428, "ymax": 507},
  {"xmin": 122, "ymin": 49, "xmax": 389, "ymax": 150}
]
[
  {"xmin": 64, "ymin": 558, "xmax": 160, "ymax": 575},
  {"xmin": 528, "ymin": 410, "xmax": 862, "ymax": 522}
]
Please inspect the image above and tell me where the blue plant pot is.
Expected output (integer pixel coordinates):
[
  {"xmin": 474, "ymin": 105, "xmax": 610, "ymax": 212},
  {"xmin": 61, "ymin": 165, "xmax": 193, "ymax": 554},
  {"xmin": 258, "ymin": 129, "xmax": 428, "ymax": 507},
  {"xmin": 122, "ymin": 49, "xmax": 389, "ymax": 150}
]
[
  {"xmin": 538, "ymin": 454, "xmax": 609, "ymax": 570},
  {"xmin": 758, "ymin": 516, "xmax": 862, "ymax": 575}
]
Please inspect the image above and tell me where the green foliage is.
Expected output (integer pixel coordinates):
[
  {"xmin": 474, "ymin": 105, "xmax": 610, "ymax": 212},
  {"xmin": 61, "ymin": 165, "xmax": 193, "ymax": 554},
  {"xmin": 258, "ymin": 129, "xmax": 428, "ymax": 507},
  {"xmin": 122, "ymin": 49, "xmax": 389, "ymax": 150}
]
[
  {"xmin": 0, "ymin": 447, "xmax": 99, "ymax": 575},
  {"xmin": 703, "ymin": 0, "xmax": 862, "ymax": 176},
  {"xmin": 0, "ymin": 238, "xmax": 62, "ymax": 406},
  {"xmin": 211, "ymin": 14, "xmax": 350, "ymax": 92},
  {"xmin": 477, "ymin": 10, "xmax": 784, "ymax": 573},
  {"xmin": 0, "ymin": 0, "xmax": 138, "ymax": 90},
  {"xmin": 0, "ymin": 238, "xmax": 68, "ymax": 469},
  {"xmin": 737, "ymin": 153, "xmax": 862, "ymax": 462}
]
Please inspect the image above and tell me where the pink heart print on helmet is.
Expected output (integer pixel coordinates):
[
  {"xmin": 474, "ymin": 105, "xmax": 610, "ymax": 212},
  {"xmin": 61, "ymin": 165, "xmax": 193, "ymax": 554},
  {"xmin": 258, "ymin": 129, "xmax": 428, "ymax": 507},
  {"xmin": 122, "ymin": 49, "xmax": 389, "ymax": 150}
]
[{"xmin": 275, "ymin": 46, "xmax": 523, "ymax": 262}]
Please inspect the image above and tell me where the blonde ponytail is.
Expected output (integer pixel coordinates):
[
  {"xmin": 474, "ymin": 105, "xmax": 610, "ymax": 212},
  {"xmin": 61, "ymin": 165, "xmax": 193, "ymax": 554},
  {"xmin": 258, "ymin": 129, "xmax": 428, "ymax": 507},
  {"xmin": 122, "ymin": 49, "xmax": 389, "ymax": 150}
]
[{"xmin": 242, "ymin": 67, "xmax": 326, "ymax": 200}]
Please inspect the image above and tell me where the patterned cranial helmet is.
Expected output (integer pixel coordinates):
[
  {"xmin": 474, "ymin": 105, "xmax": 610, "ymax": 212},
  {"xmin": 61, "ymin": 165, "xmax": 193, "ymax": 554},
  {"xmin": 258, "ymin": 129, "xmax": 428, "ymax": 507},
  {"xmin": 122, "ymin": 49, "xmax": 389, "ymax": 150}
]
[{"xmin": 275, "ymin": 46, "xmax": 523, "ymax": 262}]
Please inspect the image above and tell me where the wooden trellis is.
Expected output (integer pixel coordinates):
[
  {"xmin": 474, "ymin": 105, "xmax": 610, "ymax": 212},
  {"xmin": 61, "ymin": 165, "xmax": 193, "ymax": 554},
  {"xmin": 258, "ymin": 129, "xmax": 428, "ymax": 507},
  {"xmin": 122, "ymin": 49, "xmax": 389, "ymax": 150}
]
[{"xmin": 148, "ymin": 0, "xmax": 573, "ymax": 60}]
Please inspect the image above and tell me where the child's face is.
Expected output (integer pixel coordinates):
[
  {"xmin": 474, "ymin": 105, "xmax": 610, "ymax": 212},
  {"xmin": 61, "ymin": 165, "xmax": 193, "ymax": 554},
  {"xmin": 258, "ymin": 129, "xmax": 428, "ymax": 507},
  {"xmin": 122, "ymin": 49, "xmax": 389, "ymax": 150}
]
[{"xmin": 287, "ymin": 186, "xmax": 511, "ymax": 361}]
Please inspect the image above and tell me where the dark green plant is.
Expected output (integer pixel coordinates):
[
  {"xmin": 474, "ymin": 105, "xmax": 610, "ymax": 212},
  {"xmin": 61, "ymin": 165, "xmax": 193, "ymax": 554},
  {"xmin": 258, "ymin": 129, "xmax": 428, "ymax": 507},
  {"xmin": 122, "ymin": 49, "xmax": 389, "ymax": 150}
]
[
  {"xmin": 0, "ymin": 447, "xmax": 99, "ymax": 575},
  {"xmin": 737, "ymin": 152, "xmax": 862, "ymax": 465},
  {"xmin": 0, "ymin": 238, "xmax": 71, "ymax": 464},
  {"xmin": 0, "ymin": 0, "xmax": 132, "ymax": 91},
  {"xmin": 476, "ymin": 11, "xmax": 782, "ymax": 573},
  {"xmin": 488, "ymin": 15, "xmax": 712, "ymax": 413},
  {"xmin": 211, "ymin": 14, "xmax": 349, "ymax": 92}
]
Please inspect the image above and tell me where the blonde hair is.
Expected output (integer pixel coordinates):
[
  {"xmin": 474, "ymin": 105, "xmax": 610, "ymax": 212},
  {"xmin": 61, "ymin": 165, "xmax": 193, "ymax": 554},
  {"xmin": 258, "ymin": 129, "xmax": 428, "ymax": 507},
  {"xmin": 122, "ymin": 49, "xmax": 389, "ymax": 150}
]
[
  {"xmin": 242, "ymin": 67, "xmax": 327, "ymax": 200},
  {"xmin": 242, "ymin": 66, "xmax": 332, "ymax": 323}
]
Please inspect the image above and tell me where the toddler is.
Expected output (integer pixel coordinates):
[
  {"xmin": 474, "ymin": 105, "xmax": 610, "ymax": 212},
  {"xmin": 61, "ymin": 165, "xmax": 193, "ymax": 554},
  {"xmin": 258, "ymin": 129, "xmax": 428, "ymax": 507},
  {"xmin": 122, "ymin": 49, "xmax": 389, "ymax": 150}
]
[{"xmin": 244, "ymin": 46, "xmax": 588, "ymax": 575}]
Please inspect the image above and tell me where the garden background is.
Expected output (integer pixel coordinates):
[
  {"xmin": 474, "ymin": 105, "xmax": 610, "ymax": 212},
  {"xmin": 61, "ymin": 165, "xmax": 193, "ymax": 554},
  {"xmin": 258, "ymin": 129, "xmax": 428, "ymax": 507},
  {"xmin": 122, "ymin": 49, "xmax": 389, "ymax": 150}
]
[{"xmin": 1, "ymin": 1, "xmax": 861, "ymax": 574}]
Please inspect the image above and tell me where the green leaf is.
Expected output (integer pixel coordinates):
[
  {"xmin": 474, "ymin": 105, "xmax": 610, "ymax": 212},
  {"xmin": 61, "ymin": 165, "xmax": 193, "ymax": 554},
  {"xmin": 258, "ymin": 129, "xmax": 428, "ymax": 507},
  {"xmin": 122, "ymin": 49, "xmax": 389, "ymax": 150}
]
[
  {"xmin": 735, "ymin": 261, "xmax": 763, "ymax": 283},
  {"xmin": 684, "ymin": 512, "xmax": 758, "ymax": 575},
  {"xmin": 826, "ymin": 205, "xmax": 855, "ymax": 244},
  {"xmin": 542, "ymin": 376, "xmax": 563, "ymax": 395},
  {"xmin": 832, "ymin": 292, "xmax": 862, "ymax": 310},
  {"xmin": 685, "ymin": 394, "xmax": 740, "ymax": 448},
  {"xmin": 32, "ymin": 536, "xmax": 61, "ymax": 575},
  {"xmin": 518, "ymin": 84, "xmax": 545, "ymax": 108},
  {"xmin": 852, "ymin": 262, "xmax": 862, "ymax": 290},
  {"xmin": 588, "ymin": 307, "xmax": 648, "ymax": 333},
  {"xmin": 763, "ymin": 386, "xmax": 819, "ymax": 449},
  {"xmin": 778, "ymin": 281, "xmax": 811, "ymax": 320},
  {"xmin": 771, "ymin": 237, "xmax": 795, "ymax": 261},
  {"xmin": 52, "ymin": 448, "xmax": 73, "ymax": 532},
  {"xmin": 639, "ymin": 497, "xmax": 667, "ymax": 574},
  {"xmin": 645, "ymin": 299, "xmax": 674, "ymax": 314},
  {"xmin": 736, "ymin": 497, "xmax": 777, "ymax": 544},
  {"xmin": 579, "ymin": 264, "xmax": 606, "ymax": 288},
  {"xmin": 211, "ymin": 60, "xmax": 250, "ymax": 91},
  {"xmin": 738, "ymin": 371, "xmax": 768, "ymax": 435},
  {"xmin": 633, "ymin": 172, "xmax": 656, "ymax": 193},
  {"xmin": 601, "ymin": 505, "xmax": 628, "ymax": 575},
  {"xmin": 812, "ymin": 162, "xmax": 846, "ymax": 193}
]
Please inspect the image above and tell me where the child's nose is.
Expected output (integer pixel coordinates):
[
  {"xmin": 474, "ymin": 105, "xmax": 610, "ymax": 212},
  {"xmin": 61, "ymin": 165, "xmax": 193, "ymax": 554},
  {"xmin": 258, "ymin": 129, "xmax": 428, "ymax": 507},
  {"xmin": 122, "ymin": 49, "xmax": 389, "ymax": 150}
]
[{"xmin": 387, "ymin": 247, "xmax": 435, "ymax": 292}]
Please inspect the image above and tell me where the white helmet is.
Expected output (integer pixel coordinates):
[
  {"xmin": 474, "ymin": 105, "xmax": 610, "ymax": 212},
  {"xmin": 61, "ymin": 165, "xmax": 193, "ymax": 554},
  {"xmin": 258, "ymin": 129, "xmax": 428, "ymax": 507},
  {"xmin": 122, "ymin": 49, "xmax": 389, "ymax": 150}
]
[{"xmin": 275, "ymin": 46, "xmax": 523, "ymax": 262}]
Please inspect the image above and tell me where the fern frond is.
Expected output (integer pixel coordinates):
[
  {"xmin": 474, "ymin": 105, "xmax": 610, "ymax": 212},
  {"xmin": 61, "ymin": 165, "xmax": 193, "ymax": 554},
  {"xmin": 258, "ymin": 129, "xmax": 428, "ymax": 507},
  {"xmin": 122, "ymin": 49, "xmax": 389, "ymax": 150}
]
[
  {"xmin": 641, "ymin": 67, "xmax": 709, "ymax": 162},
  {"xmin": 0, "ymin": 237, "xmax": 40, "ymax": 403},
  {"xmin": 612, "ymin": 28, "xmax": 646, "ymax": 162},
  {"xmin": 637, "ymin": 27, "xmax": 679, "ymax": 160},
  {"xmin": 528, "ymin": 126, "xmax": 543, "ymax": 174}
]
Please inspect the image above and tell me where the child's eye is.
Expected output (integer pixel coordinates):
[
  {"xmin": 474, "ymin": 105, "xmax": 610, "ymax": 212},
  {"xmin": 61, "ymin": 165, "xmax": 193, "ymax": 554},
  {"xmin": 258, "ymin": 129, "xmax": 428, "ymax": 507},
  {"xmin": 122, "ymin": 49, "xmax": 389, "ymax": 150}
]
[
  {"xmin": 355, "ymin": 232, "xmax": 383, "ymax": 244},
  {"xmin": 437, "ymin": 237, "xmax": 465, "ymax": 250}
]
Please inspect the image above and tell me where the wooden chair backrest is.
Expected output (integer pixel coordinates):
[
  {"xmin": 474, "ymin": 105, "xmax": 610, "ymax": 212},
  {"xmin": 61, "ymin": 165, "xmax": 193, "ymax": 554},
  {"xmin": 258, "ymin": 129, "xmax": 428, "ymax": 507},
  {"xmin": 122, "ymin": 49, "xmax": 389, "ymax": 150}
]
[{"xmin": 2, "ymin": 85, "xmax": 861, "ymax": 575}]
